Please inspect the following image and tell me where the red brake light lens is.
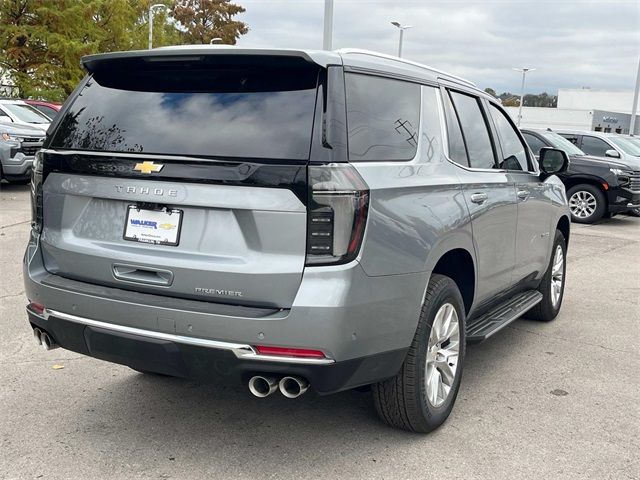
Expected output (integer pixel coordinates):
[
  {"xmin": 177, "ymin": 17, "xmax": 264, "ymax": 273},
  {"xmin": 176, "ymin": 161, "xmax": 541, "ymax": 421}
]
[
  {"xmin": 306, "ymin": 164, "xmax": 369, "ymax": 266},
  {"xmin": 254, "ymin": 345, "xmax": 326, "ymax": 359}
]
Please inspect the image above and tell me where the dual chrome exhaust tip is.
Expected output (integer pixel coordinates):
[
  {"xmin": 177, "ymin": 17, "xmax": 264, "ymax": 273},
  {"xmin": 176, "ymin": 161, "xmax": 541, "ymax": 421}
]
[
  {"xmin": 248, "ymin": 375, "xmax": 309, "ymax": 399},
  {"xmin": 33, "ymin": 327, "xmax": 59, "ymax": 351}
]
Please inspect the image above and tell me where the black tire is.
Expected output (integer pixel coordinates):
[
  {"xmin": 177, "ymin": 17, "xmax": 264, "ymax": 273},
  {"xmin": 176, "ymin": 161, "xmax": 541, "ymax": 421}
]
[
  {"xmin": 8, "ymin": 178, "xmax": 31, "ymax": 185},
  {"xmin": 372, "ymin": 274, "xmax": 466, "ymax": 433},
  {"xmin": 527, "ymin": 230, "xmax": 567, "ymax": 322},
  {"xmin": 628, "ymin": 207, "xmax": 640, "ymax": 217},
  {"xmin": 567, "ymin": 184, "xmax": 606, "ymax": 224}
]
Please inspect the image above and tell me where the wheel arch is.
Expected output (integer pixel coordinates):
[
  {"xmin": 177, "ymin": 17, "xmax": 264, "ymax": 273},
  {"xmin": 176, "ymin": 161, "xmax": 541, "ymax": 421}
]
[
  {"xmin": 564, "ymin": 176, "xmax": 609, "ymax": 203},
  {"xmin": 556, "ymin": 215, "xmax": 570, "ymax": 246},
  {"xmin": 429, "ymin": 248, "xmax": 475, "ymax": 315}
]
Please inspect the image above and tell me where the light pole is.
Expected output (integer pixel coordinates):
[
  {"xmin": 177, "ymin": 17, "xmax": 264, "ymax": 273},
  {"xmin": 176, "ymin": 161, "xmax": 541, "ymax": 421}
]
[
  {"xmin": 513, "ymin": 67, "xmax": 536, "ymax": 127},
  {"xmin": 630, "ymin": 56, "xmax": 640, "ymax": 136},
  {"xmin": 323, "ymin": 0, "xmax": 334, "ymax": 50},
  {"xmin": 148, "ymin": 3, "xmax": 169, "ymax": 50},
  {"xmin": 391, "ymin": 22, "xmax": 412, "ymax": 58}
]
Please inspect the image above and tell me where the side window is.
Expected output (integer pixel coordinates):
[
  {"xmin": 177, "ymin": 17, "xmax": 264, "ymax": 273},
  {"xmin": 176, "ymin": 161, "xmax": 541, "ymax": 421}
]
[
  {"xmin": 345, "ymin": 74, "xmax": 420, "ymax": 161},
  {"xmin": 580, "ymin": 136, "xmax": 611, "ymax": 157},
  {"xmin": 488, "ymin": 103, "xmax": 530, "ymax": 171},
  {"xmin": 522, "ymin": 133, "xmax": 547, "ymax": 156},
  {"xmin": 35, "ymin": 105, "xmax": 56, "ymax": 119},
  {"xmin": 442, "ymin": 89, "xmax": 469, "ymax": 166},
  {"xmin": 449, "ymin": 91, "xmax": 496, "ymax": 169},
  {"xmin": 559, "ymin": 133, "xmax": 580, "ymax": 146}
]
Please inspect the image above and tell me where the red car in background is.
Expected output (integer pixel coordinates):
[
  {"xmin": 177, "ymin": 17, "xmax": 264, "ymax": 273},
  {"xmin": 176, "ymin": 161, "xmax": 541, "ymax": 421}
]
[{"xmin": 23, "ymin": 100, "xmax": 62, "ymax": 120}]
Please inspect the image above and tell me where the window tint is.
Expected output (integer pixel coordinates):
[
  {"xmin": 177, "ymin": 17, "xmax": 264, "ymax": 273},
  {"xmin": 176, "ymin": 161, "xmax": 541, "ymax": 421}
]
[
  {"xmin": 449, "ymin": 91, "xmax": 495, "ymax": 169},
  {"xmin": 523, "ymin": 133, "xmax": 547, "ymax": 156},
  {"xmin": 442, "ymin": 90, "xmax": 468, "ymax": 166},
  {"xmin": 34, "ymin": 105, "xmax": 57, "ymax": 119},
  {"xmin": 580, "ymin": 136, "xmax": 611, "ymax": 157},
  {"xmin": 50, "ymin": 62, "xmax": 319, "ymax": 160},
  {"xmin": 488, "ymin": 104, "xmax": 529, "ymax": 170},
  {"xmin": 345, "ymin": 74, "xmax": 420, "ymax": 161}
]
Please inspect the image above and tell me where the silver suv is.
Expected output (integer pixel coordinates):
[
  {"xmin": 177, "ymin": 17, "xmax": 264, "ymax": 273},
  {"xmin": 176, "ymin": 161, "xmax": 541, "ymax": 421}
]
[
  {"xmin": 0, "ymin": 121, "xmax": 45, "ymax": 183},
  {"xmin": 24, "ymin": 47, "xmax": 571, "ymax": 432}
]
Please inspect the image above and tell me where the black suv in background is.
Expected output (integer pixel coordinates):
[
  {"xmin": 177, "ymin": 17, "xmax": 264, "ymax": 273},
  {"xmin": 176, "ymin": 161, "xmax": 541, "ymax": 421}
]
[{"xmin": 522, "ymin": 128, "xmax": 640, "ymax": 223}]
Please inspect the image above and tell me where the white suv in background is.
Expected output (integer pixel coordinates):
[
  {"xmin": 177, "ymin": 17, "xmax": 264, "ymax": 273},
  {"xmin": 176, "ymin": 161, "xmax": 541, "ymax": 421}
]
[
  {"xmin": 555, "ymin": 130, "xmax": 640, "ymax": 169},
  {"xmin": 0, "ymin": 99, "xmax": 51, "ymax": 133}
]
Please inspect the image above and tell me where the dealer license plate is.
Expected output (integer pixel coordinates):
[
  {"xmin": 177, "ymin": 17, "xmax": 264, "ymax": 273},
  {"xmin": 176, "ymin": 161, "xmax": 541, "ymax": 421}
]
[{"xmin": 123, "ymin": 205, "xmax": 183, "ymax": 246}]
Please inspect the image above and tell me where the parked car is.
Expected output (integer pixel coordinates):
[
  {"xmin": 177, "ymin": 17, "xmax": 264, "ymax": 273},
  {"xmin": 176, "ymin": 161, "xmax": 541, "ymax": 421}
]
[
  {"xmin": 622, "ymin": 134, "xmax": 640, "ymax": 214},
  {"xmin": 24, "ymin": 47, "xmax": 571, "ymax": 433},
  {"xmin": 23, "ymin": 99, "xmax": 62, "ymax": 120},
  {"xmin": 0, "ymin": 99, "xmax": 51, "ymax": 132},
  {"xmin": 522, "ymin": 128, "xmax": 640, "ymax": 222},
  {"xmin": 0, "ymin": 121, "xmax": 45, "ymax": 183},
  {"xmin": 555, "ymin": 129, "xmax": 640, "ymax": 168}
]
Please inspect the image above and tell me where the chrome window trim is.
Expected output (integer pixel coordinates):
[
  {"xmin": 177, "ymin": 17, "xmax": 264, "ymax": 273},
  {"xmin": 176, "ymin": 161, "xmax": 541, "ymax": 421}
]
[
  {"xmin": 40, "ymin": 309, "xmax": 335, "ymax": 365},
  {"xmin": 436, "ymin": 86, "xmax": 508, "ymax": 174}
]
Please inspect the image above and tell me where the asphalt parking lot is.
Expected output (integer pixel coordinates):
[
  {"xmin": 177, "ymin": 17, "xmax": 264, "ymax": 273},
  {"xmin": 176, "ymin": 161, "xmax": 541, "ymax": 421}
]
[{"xmin": 1, "ymin": 182, "xmax": 638, "ymax": 480}]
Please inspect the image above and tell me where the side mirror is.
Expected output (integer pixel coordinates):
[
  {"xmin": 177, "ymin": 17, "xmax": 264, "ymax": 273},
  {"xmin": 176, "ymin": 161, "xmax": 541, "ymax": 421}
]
[
  {"xmin": 605, "ymin": 149, "xmax": 620, "ymax": 158},
  {"xmin": 0, "ymin": 115, "xmax": 13, "ymax": 123},
  {"xmin": 538, "ymin": 147, "xmax": 569, "ymax": 176}
]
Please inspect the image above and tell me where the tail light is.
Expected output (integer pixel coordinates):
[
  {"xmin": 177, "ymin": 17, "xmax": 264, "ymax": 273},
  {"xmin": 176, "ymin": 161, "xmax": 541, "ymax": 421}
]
[
  {"xmin": 305, "ymin": 164, "xmax": 369, "ymax": 266},
  {"xmin": 30, "ymin": 150, "xmax": 44, "ymax": 234}
]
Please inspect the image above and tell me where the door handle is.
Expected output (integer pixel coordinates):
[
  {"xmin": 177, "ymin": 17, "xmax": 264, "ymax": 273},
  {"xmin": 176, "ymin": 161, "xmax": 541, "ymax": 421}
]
[
  {"xmin": 470, "ymin": 192, "xmax": 488, "ymax": 204},
  {"xmin": 517, "ymin": 190, "xmax": 530, "ymax": 200},
  {"xmin": 112, "ymin": 264, "xmax": 174, "ymax": 286}
]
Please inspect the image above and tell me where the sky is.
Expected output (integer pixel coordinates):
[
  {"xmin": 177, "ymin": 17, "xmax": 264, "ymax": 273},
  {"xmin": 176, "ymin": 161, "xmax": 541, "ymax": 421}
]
[{"xmin": 236, "ymin": 0, "xmax": 640, "ymax": 95}]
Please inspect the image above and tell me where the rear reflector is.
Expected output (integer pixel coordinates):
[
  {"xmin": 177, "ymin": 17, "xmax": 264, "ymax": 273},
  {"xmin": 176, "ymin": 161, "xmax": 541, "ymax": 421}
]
[
  {"xmin": 28, "ymin": 302, "xmax": 45, "ymax": 315},
  {"xmin": 254, "ymin": 345, "xmax": 326, "ymax": 359}
]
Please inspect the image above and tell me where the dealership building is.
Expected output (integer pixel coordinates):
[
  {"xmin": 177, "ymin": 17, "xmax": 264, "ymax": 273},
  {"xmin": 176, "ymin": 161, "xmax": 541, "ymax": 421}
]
[{"xmin": 505, "ymin": 88, "xmax": 639, "ymax": 135}]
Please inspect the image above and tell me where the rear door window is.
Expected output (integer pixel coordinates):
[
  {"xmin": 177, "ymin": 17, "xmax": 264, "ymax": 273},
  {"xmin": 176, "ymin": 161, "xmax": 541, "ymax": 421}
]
[
  {"xmin": 50, "ymin": 61, "xmax": 320, "ymax": 160},
  {"xmin": 442, "ymin": 90, "xmax": 469, "ymax": 166},
  {"xmin": 448, "ymin": 91, "xmax": 496, "ymax": 169},
  {"xmin": 345, "ymin": 74, "xmax": 420, "ymax": 161},
  {"xmin": 488, "ymin": 103, "xmax": 530, "ymax": 171}
]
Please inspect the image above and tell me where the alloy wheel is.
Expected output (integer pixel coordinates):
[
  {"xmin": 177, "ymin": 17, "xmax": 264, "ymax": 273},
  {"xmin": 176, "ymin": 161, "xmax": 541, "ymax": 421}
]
[
  {"xmin": 569, "ymin": 191, "xmax": 597, "ymax": 219},
  {"xmin": 425, "ymin": 303, "xmax": 460, "ymax": 408},
  {"xmin": 550, "ymin": 244, "xmax": 564, "ymax": 308}
]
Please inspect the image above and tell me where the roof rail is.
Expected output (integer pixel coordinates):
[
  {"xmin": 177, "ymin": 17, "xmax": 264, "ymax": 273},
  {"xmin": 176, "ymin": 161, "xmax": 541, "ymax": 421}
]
[{"xmin": 335, "ymin": 48, "xmax": 476, "ymax": 88}]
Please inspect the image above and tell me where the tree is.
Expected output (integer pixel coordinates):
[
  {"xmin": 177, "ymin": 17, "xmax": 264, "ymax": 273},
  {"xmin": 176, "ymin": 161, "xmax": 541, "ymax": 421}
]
[
  {"xmin": 484, "ymin": 87, "xmax": 497, "ymax": 97},
  {"xmin": 171, "ymin": 0, "xmax": 248, "ymax": 45},
  {"xmin": 0, "ymin": 0, "xmax": 248, "ymax": 101}
]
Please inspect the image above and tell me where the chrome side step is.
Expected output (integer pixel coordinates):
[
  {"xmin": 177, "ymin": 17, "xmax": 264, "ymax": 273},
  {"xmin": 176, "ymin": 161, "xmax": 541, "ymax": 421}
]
[{"xmin": 466, "ymin": 290, "xmax": 542, "ymax": 343}]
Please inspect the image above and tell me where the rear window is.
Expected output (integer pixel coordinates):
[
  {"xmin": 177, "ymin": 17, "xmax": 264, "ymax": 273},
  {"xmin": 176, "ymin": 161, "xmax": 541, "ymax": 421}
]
[{"xmin": 50, "ymin": 61, "xmax": 319, "ymax": 160}]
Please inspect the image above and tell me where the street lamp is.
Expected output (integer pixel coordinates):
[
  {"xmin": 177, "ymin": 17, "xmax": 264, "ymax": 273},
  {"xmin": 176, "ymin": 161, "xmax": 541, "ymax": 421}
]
[
  {"xmin": 323, "ymin": 0, "xmax": 334, "ymax": 50},
  {"xmin": 391, "ymin": 21, "xmax": 412, "ymax": 58},
  {"xmin": 630, "ymin": 56, "xmax": 640, "ymax": 136},
  {"xmin": 513, "ymin": 67, "xmax": 536, "ymax": 127},
  {"xmin": 148, "ymin": 3, "xmax": 169, "ymax": 50}
]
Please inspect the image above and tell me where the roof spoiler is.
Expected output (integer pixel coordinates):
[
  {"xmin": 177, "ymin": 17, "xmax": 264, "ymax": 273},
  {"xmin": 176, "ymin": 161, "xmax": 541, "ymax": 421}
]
[{"xmin": 81, "ymin": 47, "xmax": 342, "ymax": 73}]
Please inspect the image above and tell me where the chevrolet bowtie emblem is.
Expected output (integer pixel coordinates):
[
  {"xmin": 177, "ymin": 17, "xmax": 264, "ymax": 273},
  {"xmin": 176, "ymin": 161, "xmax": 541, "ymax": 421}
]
[{"xmin": 133, "ymin": 161, "xmax": 164, "ymax": 174}]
